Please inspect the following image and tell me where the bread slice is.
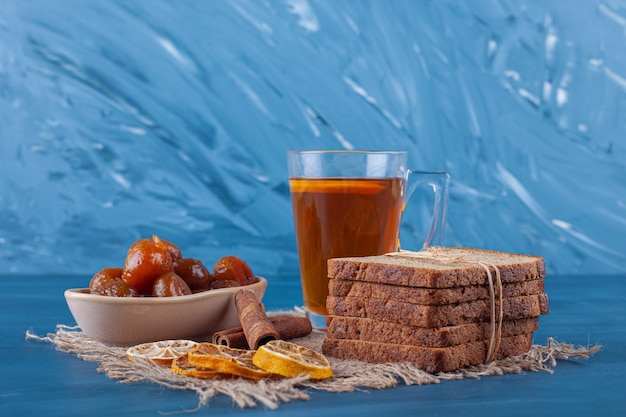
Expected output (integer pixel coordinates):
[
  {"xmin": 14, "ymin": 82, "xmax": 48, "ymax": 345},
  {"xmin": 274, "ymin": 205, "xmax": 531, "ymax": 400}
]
[
  {"xmin": 327, "ymin": 248, "xmax": 546, "ymax": 288},
  {"xmin": 326, "ymin": 316, "xmax": 539, "ymax": 348},
  {"xmin": 326, "ymin": 293, "xmax": 549, "ymax": 328},
  {"xmin": 321, "ymin": 333, "xmax": 533, "ymax": 373},
  {"xmin": 328, "ymin": 278, "xmax": 545, "ymax": 305}
]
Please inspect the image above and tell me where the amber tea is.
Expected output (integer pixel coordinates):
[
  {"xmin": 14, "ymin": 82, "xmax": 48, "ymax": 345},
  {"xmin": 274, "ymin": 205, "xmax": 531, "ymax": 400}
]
[
  {"xmin": 288, "ymin": 150, "xmax": 449, "ymax": 329},
  {"xmin": 289, "ymin": 177, "xmax": 404, "ymax": 317}
]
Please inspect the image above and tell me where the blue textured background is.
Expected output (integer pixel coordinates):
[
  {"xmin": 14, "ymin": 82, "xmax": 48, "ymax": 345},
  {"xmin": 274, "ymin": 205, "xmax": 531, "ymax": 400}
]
[{"xmin": 1, "ymin": 0, "xmax": 625, "ymax": 277}]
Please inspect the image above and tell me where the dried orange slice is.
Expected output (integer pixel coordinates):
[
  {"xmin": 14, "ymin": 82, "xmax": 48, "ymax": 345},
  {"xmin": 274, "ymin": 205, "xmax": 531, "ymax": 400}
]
[
  {"xmin": 126, "ymin": 340, "xmax": 198, "ymax": 366},
  {"xmin": 252, "ymin": 340, "xmax": 333, "ymax": 380},
  {"xmin": 187, "ymin": 343, "xmax": 271, "ymax": 381},
  {"xmin": 171, "ymin": 354, "xmax": 227, "ymax": 379}
]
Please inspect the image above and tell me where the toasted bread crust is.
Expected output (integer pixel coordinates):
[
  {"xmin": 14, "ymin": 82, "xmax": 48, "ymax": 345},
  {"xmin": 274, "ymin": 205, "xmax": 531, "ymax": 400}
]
[
  {"xmin": 326, "ymin": 293, "xmax": 549, "ymax": 328},
  {"xmin": 328, "ymin": 278, "xmax": 545, "ymax": 305},
  {"xmin": 322, "ymin": 333, "xmax": 533, "ymax": 373},
  {"xmin": 326, "ymin": 316, "xmax": 539, "ymax": 348},
  {"xmin": 323, "ymin": 248, "xmax": 547, "ymax": 371},
  {"xmin": 327, "ymin": 248, "xmax": 546, "ymax": 288}
]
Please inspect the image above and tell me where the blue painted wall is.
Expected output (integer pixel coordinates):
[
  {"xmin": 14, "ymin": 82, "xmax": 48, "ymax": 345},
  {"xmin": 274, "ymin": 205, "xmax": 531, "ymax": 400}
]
[{"xmin": 1, "ymin": 0, "xmax": 625, "ymax": 276}]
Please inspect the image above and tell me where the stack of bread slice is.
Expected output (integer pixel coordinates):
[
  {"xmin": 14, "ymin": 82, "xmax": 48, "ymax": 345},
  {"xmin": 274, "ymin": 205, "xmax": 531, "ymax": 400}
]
[{"xmin": 321, "ymin": 247, "xmax": 548, "ymax": 373}]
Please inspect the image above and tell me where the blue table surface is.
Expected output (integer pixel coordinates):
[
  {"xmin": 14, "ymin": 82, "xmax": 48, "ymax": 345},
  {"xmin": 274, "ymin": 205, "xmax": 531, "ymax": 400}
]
[{"xmin": 1, "ymin": 273, "xmax": 624, "ymax": 417}]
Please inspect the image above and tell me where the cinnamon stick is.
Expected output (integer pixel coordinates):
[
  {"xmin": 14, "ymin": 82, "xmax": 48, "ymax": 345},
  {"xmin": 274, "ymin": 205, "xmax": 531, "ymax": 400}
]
[
  {"xmin": 234, "ymin": 290, "xmax": 280, "ymax": 350},
  {"xmin": 213, "ymin": 315, "xmax": 313, "ymax": 349},
  {"xmin": 273, "ymin": 316, "xmax": 313, "ymax": 340},
  {"xmin": 212, "ymin": 325, "xmax": 249, "ymax": 349}
]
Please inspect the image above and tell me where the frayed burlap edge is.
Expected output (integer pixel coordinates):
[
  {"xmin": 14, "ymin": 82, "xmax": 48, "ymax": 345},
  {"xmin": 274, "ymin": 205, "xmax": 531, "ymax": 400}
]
[{"xmin": 26, "ymin": 324, "xmax": 600, "ymax": 410}]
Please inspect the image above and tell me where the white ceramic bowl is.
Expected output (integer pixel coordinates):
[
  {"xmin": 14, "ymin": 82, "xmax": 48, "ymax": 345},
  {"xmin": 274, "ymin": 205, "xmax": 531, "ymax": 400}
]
[{"xmin": 64, "ymin": 277, "xmax": 267, "ymax": 345}]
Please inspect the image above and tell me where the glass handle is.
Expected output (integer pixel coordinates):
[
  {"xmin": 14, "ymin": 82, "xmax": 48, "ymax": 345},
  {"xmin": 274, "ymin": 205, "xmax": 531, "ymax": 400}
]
[{"xmin": 406, "ymin": 170, "xmax": 451, "ymax": 248}]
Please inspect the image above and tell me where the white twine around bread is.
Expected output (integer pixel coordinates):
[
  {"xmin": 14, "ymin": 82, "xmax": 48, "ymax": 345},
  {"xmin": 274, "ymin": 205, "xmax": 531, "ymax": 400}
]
[{"xmin": 383, "ymin": 247, "xmax": 504, "ymax": 363}]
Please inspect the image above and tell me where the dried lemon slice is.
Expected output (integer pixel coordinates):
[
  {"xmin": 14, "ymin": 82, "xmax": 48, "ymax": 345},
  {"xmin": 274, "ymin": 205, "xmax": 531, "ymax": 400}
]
[
  {"xmin": 171, "ymin": 354, "xmax": 227, "ymax": 379},
  {"xmin": 127, "ymin": 340, "xmax": 198, "ymax": 366},
  {"xmin": 187, "ymin": 343, "xmax": 271, "ymax": 381},
  {"xmin": 253, "ymin": 340, "xmax": 333, "ymax": 380}
]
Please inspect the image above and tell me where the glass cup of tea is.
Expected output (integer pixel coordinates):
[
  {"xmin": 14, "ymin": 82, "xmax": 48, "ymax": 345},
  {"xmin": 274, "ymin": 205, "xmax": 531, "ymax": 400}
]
[{"xmin": 287, "ymin": 150, "xmax": 450, "ymax": 329}]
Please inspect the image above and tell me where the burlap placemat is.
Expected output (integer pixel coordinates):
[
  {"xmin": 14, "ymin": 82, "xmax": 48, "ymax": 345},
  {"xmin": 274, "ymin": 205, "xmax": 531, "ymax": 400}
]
[{"xmin": 26, "ymin": 324, "xmax": 599, "ymax": 410}]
